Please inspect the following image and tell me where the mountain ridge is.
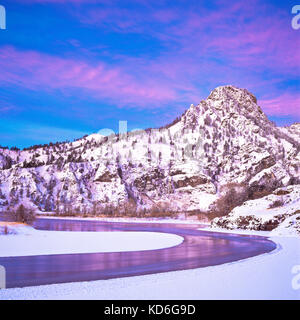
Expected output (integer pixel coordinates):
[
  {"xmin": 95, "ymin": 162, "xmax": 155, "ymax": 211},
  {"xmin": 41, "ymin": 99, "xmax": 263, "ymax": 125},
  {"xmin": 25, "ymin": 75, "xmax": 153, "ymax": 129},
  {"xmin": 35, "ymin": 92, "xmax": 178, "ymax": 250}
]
[{"xmin": 0, "ymin": 85, "xmax": 299, "ymax": 217}]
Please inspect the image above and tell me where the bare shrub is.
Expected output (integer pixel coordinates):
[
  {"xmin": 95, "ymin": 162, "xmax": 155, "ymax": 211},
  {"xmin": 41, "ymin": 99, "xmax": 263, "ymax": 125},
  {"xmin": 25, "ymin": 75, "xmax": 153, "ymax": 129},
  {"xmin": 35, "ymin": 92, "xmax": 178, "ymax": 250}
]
[
  {"xmin": 145, "ymin": 202, "xmax": 175, "ymax": 218},
  {"xmin": 92, "ymin": 199, "xmax": 138, "ymax": 217},
  {"xmin": 99, "ymin": 203, "xmax": 117, "ymax": 216},
  {"xmin": 11, "ymin": 204, "xmax": 36, "ymax": 224},
  {"xmin": 195, "ymin": 211, "xmax": 210, "ymax": 222},
  {"xmin": 260, "ymin": 219, "xmax": 280, "ymax": 231},
  {"xmin": 119, "ymin": 199, "xmax": 137, "ymax": 217},
  {"xmin": 269, "ymin": 199, "xmax": 284, "ymax": 209},
  {"xmin": 210, "ymin": 183, "xmax": 249, "ymax": 219},
  {"xmin": 274, "ymin": 189, "xmax": 290, "ymax": 196},
  {"xmin": 249, "ymin": 189, "xmax": 273, "ymax": 200}
]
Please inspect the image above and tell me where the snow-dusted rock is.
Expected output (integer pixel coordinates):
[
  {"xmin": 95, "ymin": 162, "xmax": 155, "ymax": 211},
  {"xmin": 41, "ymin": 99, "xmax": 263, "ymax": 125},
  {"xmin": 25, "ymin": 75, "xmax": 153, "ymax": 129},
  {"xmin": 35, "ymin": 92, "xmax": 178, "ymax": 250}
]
[{"xmin": 212, "ymin": 185, "xmax": 300, "ymax": 233}]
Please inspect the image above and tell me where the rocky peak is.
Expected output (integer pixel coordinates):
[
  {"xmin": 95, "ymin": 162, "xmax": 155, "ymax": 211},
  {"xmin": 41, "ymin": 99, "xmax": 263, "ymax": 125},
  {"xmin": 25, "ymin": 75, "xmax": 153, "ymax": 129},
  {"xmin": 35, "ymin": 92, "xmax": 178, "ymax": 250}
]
[
  {"xmin": 206, "ymin": 85, "xmax": 269, "ymax": 123},
  {"xmin": 208, "ymin": 85, "xmax": 257, "ymax": 105},
  {"xmin": 180, "ymin": 85, "xmax": 273, "ymax": 140}
]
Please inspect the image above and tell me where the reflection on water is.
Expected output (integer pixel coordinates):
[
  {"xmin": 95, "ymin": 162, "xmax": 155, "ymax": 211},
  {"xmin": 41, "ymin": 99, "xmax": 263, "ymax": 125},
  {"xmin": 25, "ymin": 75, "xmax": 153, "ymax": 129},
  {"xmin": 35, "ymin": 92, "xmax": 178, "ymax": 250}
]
[{"xmin": 0, "ymin": 218, "xmax": 276, "ymax": 288}]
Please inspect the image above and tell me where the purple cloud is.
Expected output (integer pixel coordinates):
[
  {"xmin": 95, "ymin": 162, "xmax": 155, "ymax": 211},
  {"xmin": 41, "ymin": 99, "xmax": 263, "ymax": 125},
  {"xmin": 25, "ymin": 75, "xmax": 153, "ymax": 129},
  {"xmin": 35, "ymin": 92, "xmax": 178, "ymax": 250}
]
[
  {"xmin": 260, "ymin": 93, "xmax": 300, "ymax": 117},
  {"xmin": 2, "ymin": 0, "xmax": 299, "ymax": 120},
  {"xmin": 0, "ymin": 46, "xmax": 179, "ymax": 107}
]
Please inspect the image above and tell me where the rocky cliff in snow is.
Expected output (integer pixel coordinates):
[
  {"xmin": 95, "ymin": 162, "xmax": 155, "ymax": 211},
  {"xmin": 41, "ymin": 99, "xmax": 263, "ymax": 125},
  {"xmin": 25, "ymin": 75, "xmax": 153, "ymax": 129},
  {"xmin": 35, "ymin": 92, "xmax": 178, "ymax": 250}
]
[{"xmin": 0, "ymin": 85, "xmax": 299, "ymax": 219}]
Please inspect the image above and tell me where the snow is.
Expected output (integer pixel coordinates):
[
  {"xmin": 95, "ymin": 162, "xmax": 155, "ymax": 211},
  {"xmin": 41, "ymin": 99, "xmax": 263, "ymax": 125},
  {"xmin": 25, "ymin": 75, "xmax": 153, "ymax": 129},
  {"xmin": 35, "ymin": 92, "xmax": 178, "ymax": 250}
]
[
  {"xmin": 212, "ymin": 185, "xmax": 300, "ymax": 233},
  {"xmin": 271, "ymin": 214, "xmax": 300, "ymax": 237},
  {"xmin": 0, "ymin": 224, "xmax": 183, "ymax": 257},
  {"xmin": 0, "ymin": 228, "xmax": 299, "ymax": 300}
]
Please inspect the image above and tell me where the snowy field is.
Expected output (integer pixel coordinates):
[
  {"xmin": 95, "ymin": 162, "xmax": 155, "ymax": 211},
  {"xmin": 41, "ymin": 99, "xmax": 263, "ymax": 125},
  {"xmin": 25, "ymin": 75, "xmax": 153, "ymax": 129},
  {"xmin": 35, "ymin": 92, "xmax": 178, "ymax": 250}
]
[
  {"xmin": 0, "ymin": 223, "xmax": 183, "ymax": 257},
  {"xmin": 0, "ymin": 222, "xmax": 299, "ymax": 300}
]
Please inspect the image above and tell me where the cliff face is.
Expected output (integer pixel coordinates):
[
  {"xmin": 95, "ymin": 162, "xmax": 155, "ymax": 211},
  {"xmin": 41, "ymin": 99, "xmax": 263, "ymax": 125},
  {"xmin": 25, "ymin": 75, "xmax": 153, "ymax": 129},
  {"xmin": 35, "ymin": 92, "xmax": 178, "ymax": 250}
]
[{"xmin": 0, "ymin": 85, "xmax": 299, "ymax": 215}]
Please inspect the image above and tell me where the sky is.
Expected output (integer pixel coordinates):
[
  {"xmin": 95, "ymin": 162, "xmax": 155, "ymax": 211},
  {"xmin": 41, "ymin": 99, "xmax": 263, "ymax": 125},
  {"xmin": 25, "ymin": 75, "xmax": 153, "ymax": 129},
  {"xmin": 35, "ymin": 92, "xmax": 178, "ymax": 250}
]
[{"xmin": 0, "ymin": 0, "xmax": 299, "ymax": 148}]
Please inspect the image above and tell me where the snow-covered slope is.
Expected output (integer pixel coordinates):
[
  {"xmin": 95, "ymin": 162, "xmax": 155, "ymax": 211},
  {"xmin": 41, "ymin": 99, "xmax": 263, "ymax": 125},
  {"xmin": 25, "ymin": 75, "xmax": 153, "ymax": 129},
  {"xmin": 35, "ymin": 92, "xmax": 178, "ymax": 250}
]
[
  {"xmin": 0, "ymin": 85, "xmax": 299, "ymax": 220},
  {"xmin": 211, "ymin": 185, "xmax": 300, "ymax": 234}
]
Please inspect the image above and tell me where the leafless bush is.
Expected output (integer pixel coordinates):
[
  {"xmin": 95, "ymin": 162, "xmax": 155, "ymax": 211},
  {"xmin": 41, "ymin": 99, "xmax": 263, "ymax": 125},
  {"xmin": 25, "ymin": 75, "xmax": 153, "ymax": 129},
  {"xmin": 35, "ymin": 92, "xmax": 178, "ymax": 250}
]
[
  {"xmin": 90, "ymin": 199, "xmax": 138, "ymax": 217},
  {"xmin": 97, "ymin": 201, "xmax": 177, "ymax": 218},
  {"xmin": 210, "ymin": 183, "xmax": 249, "ymax": 219},
  {"xmin": 274, "ymin": 189, "xmax": 290, "ymax": 196},
  {"xmin": 249, "ymin": 189, "xmax": 273, "ymax": 200},
  {"xmin": 11, "ymin": 204, "xmax": 36, "ymax": 224},
  {"xmin": 119, "ymin": 199, "xmax": 138, "ymax": 217},
  {"xmin": 144, "ymin": 202, "xmax": 175, "ymax": 218},
  {"xmin": 269, "ymin": 199, "xmax": 284, "ymax": 209},
  {"xmin": 99, "ymin": 204, "xmax": 117, "ymax": 216}
]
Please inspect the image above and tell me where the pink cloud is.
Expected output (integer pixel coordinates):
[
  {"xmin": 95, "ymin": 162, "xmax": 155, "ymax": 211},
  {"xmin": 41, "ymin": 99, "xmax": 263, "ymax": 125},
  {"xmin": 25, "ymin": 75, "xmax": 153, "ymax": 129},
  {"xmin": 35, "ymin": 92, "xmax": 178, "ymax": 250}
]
[
  {"xmin": 259, "ymin": 93, "xmax": 300, "ymax": 117},
  {"xmin": 163, "ymin": 4, "xmax": 300, "ymax": 75},
  {"xmin": 0, "ymin": 46, "xmax": 178, "ymax": 107},
  {"xmin": 1, "ymin": 45, "xmax": 299, "ymax": 119},
  {"xmin": 73, "ymin": 1, "xmax": 299, "ymax": 81},
  {"xmin": 1, "ymin": 1, "xmax": 299, "ymax": 120}
]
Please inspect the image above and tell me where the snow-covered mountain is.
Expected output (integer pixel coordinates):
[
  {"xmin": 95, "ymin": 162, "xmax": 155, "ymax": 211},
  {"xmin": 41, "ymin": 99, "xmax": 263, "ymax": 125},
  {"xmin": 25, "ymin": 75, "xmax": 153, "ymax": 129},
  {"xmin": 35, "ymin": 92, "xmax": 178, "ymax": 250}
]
[{"xmin": 0, "ymin": 85, "xmax": 299, "ymax": 220}]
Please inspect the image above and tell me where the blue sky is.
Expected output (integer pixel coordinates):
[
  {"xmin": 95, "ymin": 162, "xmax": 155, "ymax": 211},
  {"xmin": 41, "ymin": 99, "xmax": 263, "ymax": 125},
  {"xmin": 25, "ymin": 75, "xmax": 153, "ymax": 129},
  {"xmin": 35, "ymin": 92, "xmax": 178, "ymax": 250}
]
[{"xmin": 0, "ymin": 0, "xmax": 299, "ymax": 148}]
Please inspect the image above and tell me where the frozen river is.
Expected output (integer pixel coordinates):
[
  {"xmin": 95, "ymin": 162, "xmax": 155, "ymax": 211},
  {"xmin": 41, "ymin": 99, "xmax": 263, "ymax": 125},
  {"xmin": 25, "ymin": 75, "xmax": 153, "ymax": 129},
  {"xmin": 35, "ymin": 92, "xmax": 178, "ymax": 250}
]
[{"xmin": 0, "ymin": 217, "xmax": 276, "ymax": 288}]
